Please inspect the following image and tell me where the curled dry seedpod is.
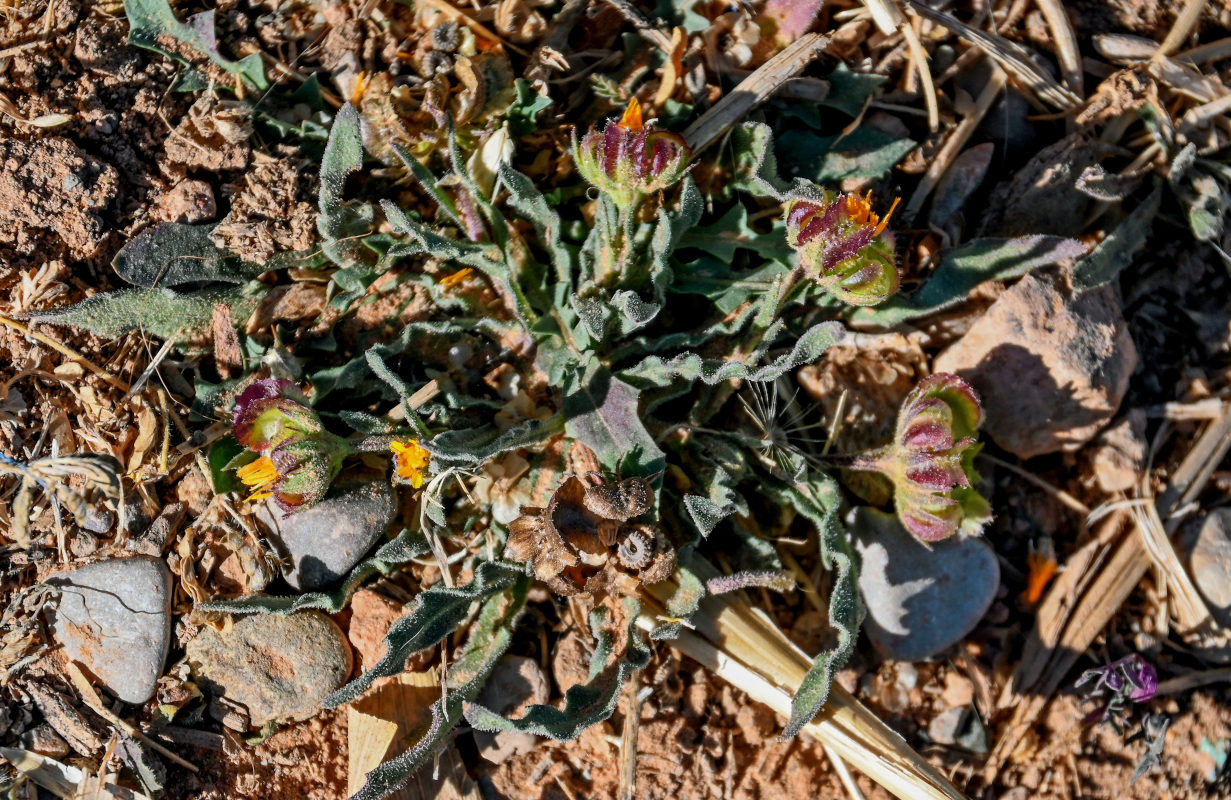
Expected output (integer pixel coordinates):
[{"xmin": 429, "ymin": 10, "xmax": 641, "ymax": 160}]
[
  {"xmin": 581, "ymin": 471, "xmax": 655, "ymax": 521},
  {"xmin": 850, "ymin": 373, "xmax": 991, "ymax": 542},
  {"xmin": 505, "ymin": 474, "xmax": 675, "ymax": 597},
  {"xmin": 571, "ymin": 98, "xmax": 691, "ymax": 210},
  {"xmin": 232, "ymin": 378, "xmax": 349, "ymax": 514},
  {"xmin": 784, "ymin": 190, "xmax": 900, "ymax": 306}
]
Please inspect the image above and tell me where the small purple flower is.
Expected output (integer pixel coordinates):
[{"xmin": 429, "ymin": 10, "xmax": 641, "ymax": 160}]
[
  {"xmin": 230, "ymin": 378, "xmax": 349, "ymax": 514},
  {"xmin": 783, "ymin": 191, "xmax": 899, "ymax": 306},
  {"xmin": 1076, "ymin": 654, "xmax": 1158, "ymax": 704},
  {"xmin": 1076, "ymin": 654, "xmax": 1158, "ymax": 731}
]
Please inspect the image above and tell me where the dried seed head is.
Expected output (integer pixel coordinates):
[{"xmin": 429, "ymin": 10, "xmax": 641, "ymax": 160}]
[
  {"xmin": 582, "ymin": 472, "xmax": 654, "ymax": 522},
  {"xmin": 616, "ymin": 527, "xmax": 654, "ymax": 569}
]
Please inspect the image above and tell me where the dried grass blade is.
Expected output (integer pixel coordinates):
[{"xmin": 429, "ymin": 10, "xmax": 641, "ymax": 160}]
[{"xmin": 906, "ymin": 1, "xmax": 1081, "ymax": 111}]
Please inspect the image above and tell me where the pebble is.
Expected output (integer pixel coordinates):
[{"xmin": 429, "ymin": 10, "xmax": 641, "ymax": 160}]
[
  {"xmin": 474, "ymin": 655, "xmax": 549, "ymax": 764},
  {"xmin": 1183, "ymin": 509, "xmax": 1231, "ymax": 627},
  {"xmin": 185, "ymin": 611, "xmax": 353, "ymax": 726},
  {"xmin": 852, "ymin": 508, "xmax": 1000, "ymax": 662},
  {"xmin": 47, "ymin": 556, "xmax": 172, "ymax": 704},
  {"xmin": 19, "ymin": 724, "xmax": 70, "ymax": 760},
  {"xmin": 347, "ymin": 588, "xmax": 410, "ymax": 671},
  {"xmin": 927, "ymin": 706, "xmax": 987, "ymax": 752},
  {"xmin": 255, "ymin": 481, "xmax": 396, "ymax": 591},
  {"xmin": 933, "ymin": 270, "xmax": 1137, "ymax": 459}
]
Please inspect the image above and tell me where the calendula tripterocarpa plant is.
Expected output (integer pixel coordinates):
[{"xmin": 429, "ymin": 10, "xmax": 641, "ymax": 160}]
[{"xmin": 196, "ymin": 99, "xmax": 995, "ymax": 800}]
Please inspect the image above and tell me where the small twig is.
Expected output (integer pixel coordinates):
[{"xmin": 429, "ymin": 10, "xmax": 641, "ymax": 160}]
[
  {"xmin": 1033, "ymin": 0, "xmax": 1085, "ymax": 96},
  {"xmin": 682, "ymin": 33, "xmax": 832, "ymax": 155},
  {"xmin": 1153, "ymin": 0, "xmax": 1209, "ymax": 59},
  {"xmin": 1155, "ymin": 666, "xmax": 1231, "ymax": 696},
  {"xmin": 905, "ymin": 63, "xmax": 1006, "ymax": 219},
  {"xmin": 979, "ymin": 452, "xmax": 1091, "ymax": 517},
  {"xmin": 0, "ymin": 313, "xmax": 129, "ymax": 392},
  {"xmin": 64, "ymin": 661, "xmax": 200, "ymax": 774},
  {"xmin": 617, "ymin": 676, "xmax": 646, "ymax": 800},
  {"xmin": 901, "ymin": 10, "xmax": 940, "ymax": 131}
]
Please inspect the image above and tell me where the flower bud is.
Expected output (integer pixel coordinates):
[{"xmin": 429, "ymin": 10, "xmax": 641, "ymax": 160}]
[
  {"xmin": 572, "ymin": 98, "xmax": 690, "ymax": 209},
  {"xmin": 784, "ymin": 191, "xmax": 900, "ymax": 306},
  {"xmin": 852, "ymin": 373, "xmax": 990, "ymax": 542},
  {"xmin": 231, "ymin": 379, "xmax": 348, "ymax": 514}
]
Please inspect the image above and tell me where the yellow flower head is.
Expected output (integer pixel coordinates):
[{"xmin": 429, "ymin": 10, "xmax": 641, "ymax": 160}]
[
  {"xmin": 236, "ymin": 456, "xmax": 280, "ymax": 502},
  {"xmin": 391, "ymin": 439, "xmax": 431, "ymax": 488}
]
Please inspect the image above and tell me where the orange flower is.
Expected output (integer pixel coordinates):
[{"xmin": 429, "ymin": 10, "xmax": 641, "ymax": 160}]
[
  {"xmin": 439, "ymin": 267, "xmax": 475, "ymax": 290},
  {"xmin": 391, "ymin": 439, "xmax": 431, "ymax": 488},
  {"xmin": 236, "ymin": 456, "xmax": 280, "ymax": 502}
]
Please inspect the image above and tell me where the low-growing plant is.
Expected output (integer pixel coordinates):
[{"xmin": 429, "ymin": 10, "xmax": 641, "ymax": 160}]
[{"xmin": 190, "ymin": 95, "xmax": 1034, "ymax": 800}]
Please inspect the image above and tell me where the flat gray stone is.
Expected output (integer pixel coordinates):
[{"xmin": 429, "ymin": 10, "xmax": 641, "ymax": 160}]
[
  {"xmin": 853, "ymin": 508, "xmax": 999, "ymax": 662},
  {"xmin": 48, "ymin": 556, "xmax": 172, "ymax": 704},
  {"xmin": 1184, "ymin": 509, "xmax": 1231, "ymax": 627},
  {"xmin": 255, "ymin": 480, "xmax": 396, "ymax": 590},
  {"xmin": 474, "ymin": 655, "xmax": 549, "ymax": 764},
  {"xmin": 186, "ymin": 611, "xmax": 352, "ymax": 726}
]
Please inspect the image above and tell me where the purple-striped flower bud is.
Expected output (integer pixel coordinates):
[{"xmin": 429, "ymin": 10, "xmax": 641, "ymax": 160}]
[
  {"xmin": 572, "ymin": 99, "xmax": 691, "ymax": 209},
  {"xmin": 852, "ymin": 373, "xmax": 990, "ymax": 542},
  {"xmin": 231, "ymin": 379, "xmax": 349, "ymax": 515},
  {"xmin": 784, "ymin": 191, "xmax": 900, "ymax": 306}
]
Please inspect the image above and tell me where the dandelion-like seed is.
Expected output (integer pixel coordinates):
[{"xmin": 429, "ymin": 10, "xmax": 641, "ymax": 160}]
[{"xmin": 737, "ymin": 379, "xmax": 830, "ymax": 480}]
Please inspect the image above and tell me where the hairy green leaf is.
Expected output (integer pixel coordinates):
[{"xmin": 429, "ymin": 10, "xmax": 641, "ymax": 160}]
[
  {"xmin": 114, "ymin": 223, "xmax": 266, "ymax": 287},
  {"xmin": 25, "ymin": 285, "xmax": 259, "ymax": 339},
  {"xmin": 318, "ymin": 104, "xmax": 375, "ymax": 268},
  {"xmin": 780, "ymin": 126, "xmax": 915, "ymax": 183},
  {"xmin": 1073, "ymin": 186, "xmax": 1162, "ymax": 290},
  {"xmin": 623, "ymin": 321, "xmax": 845, "ymax": 388},
  {"xmin": 766, "ymin": 475, "xmax": 859, "ymax": 739},
  {"xmin": 197, "ymin": 530, "xmax": 431, "ymax": 616},
  {"xmin": 124, "ymin": 0, "xmax": 268, "ymax": 91},
  {"xmin": 346, "ymin": 576, "xmax": 529, "ymax": 800},
  {"xmin": 325, "ymin": 561, "xmax": 524, "ymax": 707},
  {"xmin": 465, "ymin": 597, "xmax": 650, "ymax": 739},
  {"xmin": 563, "ymin": 363, "xmax": 666, "ymax": 474},
  {"xmin": 854, "ymin": 235, "xmax": 1088, "ymax": 326},
  {"xmin": 430, "ymin": 414, "xmax": 565, "ymax": 468}
]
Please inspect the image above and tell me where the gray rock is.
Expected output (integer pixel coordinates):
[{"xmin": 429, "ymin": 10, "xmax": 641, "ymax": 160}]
[
  {"xmin": 186, "ymin": 611, "xmax": 353, "ymax": 726},
  {"xmin": 474, "ymin": 655, "xmax": 549, "ymax": 764},
  {"xmin": 853, "ymin": 508, "xmax": 999, "ymax": 662},
  {"xmin": 47, "ymin": 556, "xmax": 172, "ymax": 704},
  {"xmin": 933, "ymin": 270, "xmax": 1137, "ymax": 459},
  {"xmin": 1184, "ymin": 509, "xmax": 1231, "ymax": 627},
  {"xmin": 255, "ymin": 481, "xmax": 396, "ymax": 591},
  {"xmin": 927, "ymin": 706, "xmax": 988, "ymax": 753}
]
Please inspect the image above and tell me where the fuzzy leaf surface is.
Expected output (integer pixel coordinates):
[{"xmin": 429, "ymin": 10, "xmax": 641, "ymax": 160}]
[
  {"xmin": 854, "ymin": 235, "xmax": 1087, "ymax": 326},
  {"xmin": 465, "ymin": 598, "xmax": 650, "ymax": 739},
  {"xmin": 324, "ymin": 561, "xmax": 524, "ymax": 707},
  {"xmin": 124, "ymin": 0, "xmax": 268, "ymax": 90},
  {"xmin": 346, "ymin": 577, "xmax": 529, "ymax": 800},
  {"xmin": 563, "ymin": 363, "xmax": 665, "ymax": 474},
  {"xmin": 25, "ymin": 286, "xmax": 257, "ymax": 339},
  {"xmin": 1073, "ymin": 186, "xmax": 1162, "ymax": 290},
  {"xmin": 113, "ymin": 223, "xmax": 267, "ymax": 287}
]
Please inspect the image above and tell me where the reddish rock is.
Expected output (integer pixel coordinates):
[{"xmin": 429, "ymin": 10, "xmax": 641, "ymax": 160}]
[{"xmin": 933, "ymin": 270, "xmax": 1137, "ymax": 459}]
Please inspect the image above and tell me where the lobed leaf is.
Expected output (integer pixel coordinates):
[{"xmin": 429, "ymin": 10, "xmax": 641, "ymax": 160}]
[
  {"xmin": 324, "ymin": 561, "xmax": 524, "ymax": 707},
  {"xmin": 346, "ymin": 576, "xmax": 529, "ymax": 800},
  {"xmin": 113, "ymin": 223, "xmax": 267, "ymax": 287}
]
